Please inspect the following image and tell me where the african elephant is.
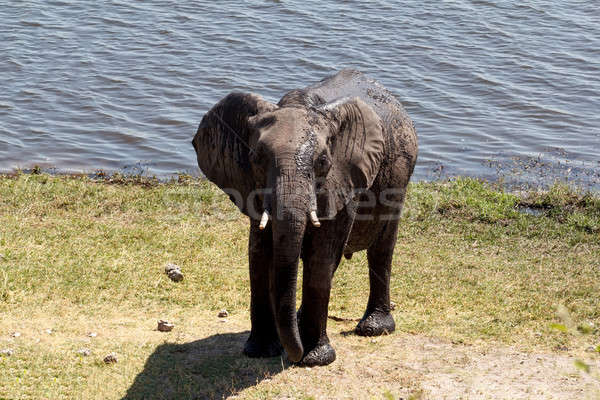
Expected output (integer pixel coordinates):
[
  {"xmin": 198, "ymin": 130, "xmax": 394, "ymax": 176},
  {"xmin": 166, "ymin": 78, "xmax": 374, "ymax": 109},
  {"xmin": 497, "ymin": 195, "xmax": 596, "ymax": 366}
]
[{"xmin": 192, "ymin": 70, "xmax": 418, "ymax": 366}]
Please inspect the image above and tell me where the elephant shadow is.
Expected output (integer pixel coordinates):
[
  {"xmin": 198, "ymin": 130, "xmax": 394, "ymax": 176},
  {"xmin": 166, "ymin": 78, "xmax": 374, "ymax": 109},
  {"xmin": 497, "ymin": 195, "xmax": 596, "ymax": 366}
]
[{"xmin": 122, "ymin": 331, "xmax": 286, "ymax": 400}]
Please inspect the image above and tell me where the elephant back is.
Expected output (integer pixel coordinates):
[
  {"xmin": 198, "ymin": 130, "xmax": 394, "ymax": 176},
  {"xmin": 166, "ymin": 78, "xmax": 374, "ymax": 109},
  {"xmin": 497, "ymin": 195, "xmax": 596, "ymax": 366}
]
[{"xmin": 280, "ymin": 69, "xmax": 418, "ymax": 181}]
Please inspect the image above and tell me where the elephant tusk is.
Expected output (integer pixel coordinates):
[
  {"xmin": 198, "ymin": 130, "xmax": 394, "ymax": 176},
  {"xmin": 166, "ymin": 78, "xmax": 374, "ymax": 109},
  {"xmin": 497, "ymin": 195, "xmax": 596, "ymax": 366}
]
[
  {"xmin": 259, "ymin": 210, "xmax": 270, "ymax": 230},
  {"xmin": 310, "ymin": 211, "xmax": 321, "ymax": 227}
]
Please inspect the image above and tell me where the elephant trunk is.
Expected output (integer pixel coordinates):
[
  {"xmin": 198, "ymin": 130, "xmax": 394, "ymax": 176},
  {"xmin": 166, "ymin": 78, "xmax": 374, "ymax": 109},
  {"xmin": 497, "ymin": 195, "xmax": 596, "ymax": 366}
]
[{"xmin": 270, "ymin": 175, "xmax": 309, "ymax": 363}]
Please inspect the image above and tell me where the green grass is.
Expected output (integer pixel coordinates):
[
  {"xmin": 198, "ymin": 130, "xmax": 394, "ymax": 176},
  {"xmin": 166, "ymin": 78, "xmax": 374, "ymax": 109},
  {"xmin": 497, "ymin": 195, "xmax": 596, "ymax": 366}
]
[{"xmin": 0, "ymin": 173, "xmax": 598, "ymax": 399}]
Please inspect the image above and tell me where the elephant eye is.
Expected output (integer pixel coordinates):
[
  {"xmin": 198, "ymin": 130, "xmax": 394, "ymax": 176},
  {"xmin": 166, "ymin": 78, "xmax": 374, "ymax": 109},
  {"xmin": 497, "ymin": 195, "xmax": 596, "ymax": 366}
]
[
  {"xmin": 314, "ymin": 153, "xmax": 331, "ymax": 177},
  {"xmin": 250, "ymin": 145, "xmax": 268, "ymax": 170}
]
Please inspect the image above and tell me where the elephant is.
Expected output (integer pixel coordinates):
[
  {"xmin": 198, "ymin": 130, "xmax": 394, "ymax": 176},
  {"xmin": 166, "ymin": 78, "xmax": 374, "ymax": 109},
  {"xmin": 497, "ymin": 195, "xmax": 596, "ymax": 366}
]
[{"xmin": 192, "ymin": 69, "xmax": 418, "ymax": 366}]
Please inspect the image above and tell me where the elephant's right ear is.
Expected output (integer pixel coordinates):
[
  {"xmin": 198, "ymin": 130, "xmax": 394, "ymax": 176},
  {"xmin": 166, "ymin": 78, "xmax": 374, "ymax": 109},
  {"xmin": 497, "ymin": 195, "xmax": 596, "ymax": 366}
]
[{"xmin": 192, "ymin": 92, "xmax": 277, "ymax": 215}]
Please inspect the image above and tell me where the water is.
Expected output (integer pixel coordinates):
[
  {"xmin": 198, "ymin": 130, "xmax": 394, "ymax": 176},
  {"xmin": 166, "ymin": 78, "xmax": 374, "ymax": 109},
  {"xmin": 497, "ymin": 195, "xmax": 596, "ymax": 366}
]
[{"xmin": 1, "ymin": 1, "xmax": 599, "ymax": 189}]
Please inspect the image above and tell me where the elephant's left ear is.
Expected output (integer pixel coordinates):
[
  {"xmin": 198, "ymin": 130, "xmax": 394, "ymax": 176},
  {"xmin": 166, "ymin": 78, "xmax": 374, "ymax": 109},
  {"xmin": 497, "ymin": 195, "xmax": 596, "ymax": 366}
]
[{"xmin": 319, "ymin": 97, "xmax": 385, "ymax": 216}]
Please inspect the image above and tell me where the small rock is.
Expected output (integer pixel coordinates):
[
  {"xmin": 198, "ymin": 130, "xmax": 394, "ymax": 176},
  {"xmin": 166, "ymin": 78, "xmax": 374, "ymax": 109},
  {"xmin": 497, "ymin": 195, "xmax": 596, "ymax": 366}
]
[
  {"xmin": 585, "ymin": 346, "xmax": 598, "ymax": 353},
  {"xmin": 0, "ymin": 349, "xmax": 13, "ymax": 356},
  {"xmin": 390, "ymin": 301, "xmax": 396, "ymax": 311},
  {"xmin": 165, "ymin": 263, "xmax": 184, "ymax": 282},
  {"xmin": 88, "ymin": 332, "xmax": 97, "ymax": 338},
  {"xmin": 77, "ymin": 348, "xmax": 91, "ymax": 356},
  {"xmin": 218, "ymin": 310, "xmax": 229, "ymax": 318},
  {"xmin": 103, "ymin": 353, "xmax": 117, "ymax": 364},
  {"xmin": 157, "ymin": 320, "xmax": 174, "ymax": 332},
  {"xmin": 45, "ymin": 329, "xmax": 53, "ymax": 335},
  {"xmin": 11, "ymin": 332, "xmax": 21, "ymax": 338},
  {"xmin": 534, "ymin": 332, "xmax": 542, "ymax": 337}
]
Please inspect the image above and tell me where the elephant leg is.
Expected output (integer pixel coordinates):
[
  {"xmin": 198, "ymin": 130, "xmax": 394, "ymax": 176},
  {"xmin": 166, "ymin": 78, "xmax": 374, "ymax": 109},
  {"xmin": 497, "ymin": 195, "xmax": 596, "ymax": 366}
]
[
  {"xmin": 298, "ymin": 210, "xmax": 353, "ymax": 366},
  {"xmin": 244, "ymin": 220, "xmax": 282, "ymax": 358},
  {"xmin": 298, "ymin": 256, "xmax": 336, "ymax": 366},
  {"xmin": 355, "ymin": 219, "xmax": 399, "ymax": 336}
]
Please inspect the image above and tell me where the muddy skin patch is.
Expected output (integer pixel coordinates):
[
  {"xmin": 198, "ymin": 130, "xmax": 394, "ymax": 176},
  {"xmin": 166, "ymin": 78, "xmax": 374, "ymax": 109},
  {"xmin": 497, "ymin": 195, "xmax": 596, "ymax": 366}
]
[{"xmin": 294, "ymin": 130, "xmax": 316, "ymax": 179}]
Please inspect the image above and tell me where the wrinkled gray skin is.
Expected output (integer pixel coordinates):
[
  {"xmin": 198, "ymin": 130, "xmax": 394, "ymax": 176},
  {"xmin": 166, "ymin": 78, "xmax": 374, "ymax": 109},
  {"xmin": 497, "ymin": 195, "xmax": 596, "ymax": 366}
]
[{"xmin": 192, "ymin": 70, "xmax": 417, "ymax": 366}]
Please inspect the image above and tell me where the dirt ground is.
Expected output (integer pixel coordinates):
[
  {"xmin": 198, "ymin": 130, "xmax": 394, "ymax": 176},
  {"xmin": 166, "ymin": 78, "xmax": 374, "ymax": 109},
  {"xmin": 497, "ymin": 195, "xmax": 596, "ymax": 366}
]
[
  {"xmin": 247, "ymin": 320, "xmax": 600, "ymax": 400},
  {"xmin": 1, "ymin": 312, "xmax": 598, "ymax": 399},
  {"xmin": 390, "ymin": 334, "xmax": 598, "ymax": 400}
]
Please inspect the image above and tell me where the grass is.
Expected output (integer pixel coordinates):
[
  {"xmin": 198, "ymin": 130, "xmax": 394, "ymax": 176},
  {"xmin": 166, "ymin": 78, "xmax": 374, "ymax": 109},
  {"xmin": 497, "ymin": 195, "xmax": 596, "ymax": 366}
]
[{"xmin": 0, "ymin": 173, "xmax": 599, "ymax": 399}]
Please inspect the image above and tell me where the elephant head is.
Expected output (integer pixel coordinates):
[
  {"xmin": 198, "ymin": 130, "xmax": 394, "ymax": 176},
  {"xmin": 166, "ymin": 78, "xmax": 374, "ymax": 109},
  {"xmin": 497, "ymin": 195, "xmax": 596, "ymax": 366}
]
[{"xmin": 192, "ymin": 92, "xmax": 384, "ymax": 362}]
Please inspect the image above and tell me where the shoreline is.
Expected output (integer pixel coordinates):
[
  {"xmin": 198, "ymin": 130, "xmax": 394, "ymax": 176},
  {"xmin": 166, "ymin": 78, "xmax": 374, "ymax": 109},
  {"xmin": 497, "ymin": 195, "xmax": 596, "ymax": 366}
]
[{"xmin": 2, "ymin": 166, "xmax": 600, "ymax": 197}]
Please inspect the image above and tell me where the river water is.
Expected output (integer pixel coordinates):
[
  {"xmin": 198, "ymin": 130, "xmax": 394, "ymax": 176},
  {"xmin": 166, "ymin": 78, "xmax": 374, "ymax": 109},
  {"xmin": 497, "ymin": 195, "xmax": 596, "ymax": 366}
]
[{"xmin": 1, "ymin": 1, "xmax": 599, "ymax": 189}]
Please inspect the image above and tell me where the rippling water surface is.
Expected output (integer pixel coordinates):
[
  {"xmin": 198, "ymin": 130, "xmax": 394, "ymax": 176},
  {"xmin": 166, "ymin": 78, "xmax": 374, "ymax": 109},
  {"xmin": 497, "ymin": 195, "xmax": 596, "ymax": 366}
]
[{"xmin": 1, "ymin": 1, "xmax": 599, "ymax": 188}]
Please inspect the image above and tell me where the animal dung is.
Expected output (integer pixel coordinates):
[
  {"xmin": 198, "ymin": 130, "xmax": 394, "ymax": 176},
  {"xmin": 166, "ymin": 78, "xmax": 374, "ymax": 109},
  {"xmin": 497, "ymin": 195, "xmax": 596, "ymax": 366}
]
[
  {"xmin": 157, "ymin": 320, "xmax": 174, "ymax": 332},
  {"xmin": 103, "ymin": 353, "xmax": 118, "ymax": 364},
  {"xmin": 218, "ymin": 309, "xmax": 229, "ymax": 318},
  {"xmin": 164, "ymin": 263, "xmax": 184, "ymax": 282}
]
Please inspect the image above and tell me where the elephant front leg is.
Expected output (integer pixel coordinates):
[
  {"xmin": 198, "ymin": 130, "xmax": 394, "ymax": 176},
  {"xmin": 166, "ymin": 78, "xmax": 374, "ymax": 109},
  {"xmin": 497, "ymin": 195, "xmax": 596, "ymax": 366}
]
[
  {"xmin": 355, "ymin": 220, "xmax": 398, "ymax": 336},
  {"xmin": 297, "ymin": 258, "xmax": 336, "ymax": 367},
  {"xmin": 244, "ymin": 221, "xmax": 282, "ymax": 358},
  {"xmin": 298, "ymin": 211, "xmax": 353, "ymax": 366}
]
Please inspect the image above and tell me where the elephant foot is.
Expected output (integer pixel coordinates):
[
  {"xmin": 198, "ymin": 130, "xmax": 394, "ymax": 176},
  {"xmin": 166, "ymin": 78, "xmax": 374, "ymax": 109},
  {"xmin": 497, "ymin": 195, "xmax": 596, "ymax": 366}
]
[
  {"xmin": 298, "ymin": 342, "xmax": 336, "ymax": 367},
  {"xmin": 243, "ymin": 337, "xmax": 282, "ymax": 358},
  {"xmin": 355, "ymin": 310, "xmax": 395, "ymax": 336}
]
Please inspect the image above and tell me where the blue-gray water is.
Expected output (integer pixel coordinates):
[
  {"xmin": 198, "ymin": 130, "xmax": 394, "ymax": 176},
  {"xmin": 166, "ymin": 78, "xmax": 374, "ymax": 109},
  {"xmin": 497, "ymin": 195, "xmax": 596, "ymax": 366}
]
[{"xmin": 1, "ymin": 1, "xmax": 599, "ymax": 188}]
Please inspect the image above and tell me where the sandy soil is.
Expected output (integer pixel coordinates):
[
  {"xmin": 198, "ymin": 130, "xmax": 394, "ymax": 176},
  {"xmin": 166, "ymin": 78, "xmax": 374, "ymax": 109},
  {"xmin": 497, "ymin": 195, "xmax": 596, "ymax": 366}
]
[
  {"xmin": 400, "ymin": 335, "xmax": 597, "ymax": 400},
  {"xmin": 258, "ymin": 324, "xmax": 600, "ymax": 400},
  {"xmin": 2, "ymin": 313, "xmax": 598, "ymax": 399},
  {"xmin": 328, "ymin": 332, "xmax": 598, "ymax": 399}
]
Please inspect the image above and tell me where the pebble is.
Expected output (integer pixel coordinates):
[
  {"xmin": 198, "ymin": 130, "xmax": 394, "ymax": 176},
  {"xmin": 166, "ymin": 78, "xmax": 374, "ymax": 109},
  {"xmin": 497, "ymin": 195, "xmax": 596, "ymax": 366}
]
[
  {"xmin": 0, "ymin": 349, "xmax": 13, "ymax": 356},
  {"xmin": 585, "ymin": 346, "xmax": 599, "ymax": 353},
  {"xmin": 88, "ymin": 332, "xmax": 97, "ymax": 338},
  {"xmin": 165, "ymin": 263, "xmax": 184, "ymax": 282},
  {"xmin": 218, "ymin": 310, "xmax": 229, "ymax": 318},
  {"xmin": 157, "ymin": 320, "xmax": 174, "ymax": 332},
  {"xmin": 45, "ymin": 329, "xmax": 53, "ymax": 335},
  {"xmin": 11, "ymin": 332, "xmax": 21, "ymax": 338},
  {"xmin": 77, "ymin": 348, "xmax": 91, "ymax": 356},
  {"xmin": 103, "ymin": 353, "xmax": 117, "ymax": 364}
]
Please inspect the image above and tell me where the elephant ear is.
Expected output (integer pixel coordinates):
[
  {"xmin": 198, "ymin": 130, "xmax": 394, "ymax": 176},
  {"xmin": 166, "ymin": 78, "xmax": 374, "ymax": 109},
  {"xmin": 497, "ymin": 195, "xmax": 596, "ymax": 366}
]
[
  {"xmin": 192, "ymin": 92, "xmax": 277, "ymax": 216},
  {"xmin": 318, "ymin": 97, "xmax": 385, "ymax": 217}
]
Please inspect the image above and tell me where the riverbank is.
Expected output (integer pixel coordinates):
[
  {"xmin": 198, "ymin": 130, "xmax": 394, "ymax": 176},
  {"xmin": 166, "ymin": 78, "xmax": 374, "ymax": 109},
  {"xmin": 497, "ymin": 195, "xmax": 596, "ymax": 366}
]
[{"xmin": 0, "ymin": 174, "xmax": 598, "ymax": 399}]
